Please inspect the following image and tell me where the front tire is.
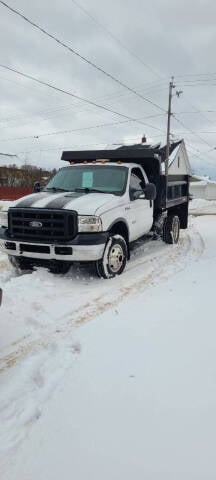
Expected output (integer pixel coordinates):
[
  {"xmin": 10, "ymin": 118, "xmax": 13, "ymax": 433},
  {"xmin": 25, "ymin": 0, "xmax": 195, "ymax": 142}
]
[
  {"xmin": 163, "ymin": 215, "xmax": 180, "ymax": 244},
  {"xmin": 95, "ymin": 234, "xmax": 127, "ymax": 279}
]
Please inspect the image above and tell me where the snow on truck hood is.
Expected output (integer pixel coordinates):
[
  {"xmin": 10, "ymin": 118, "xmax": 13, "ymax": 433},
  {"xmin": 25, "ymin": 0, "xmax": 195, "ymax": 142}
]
[{"xmin": 12, "ymin": 190, "xmax": 119, "ymax": 215}]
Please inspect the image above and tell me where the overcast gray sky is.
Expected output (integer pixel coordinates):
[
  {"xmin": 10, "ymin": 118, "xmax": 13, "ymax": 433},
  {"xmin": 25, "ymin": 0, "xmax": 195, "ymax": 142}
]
[{"xmin": 0, "ymin": 0, "xmax": 216, "ymax": 176}]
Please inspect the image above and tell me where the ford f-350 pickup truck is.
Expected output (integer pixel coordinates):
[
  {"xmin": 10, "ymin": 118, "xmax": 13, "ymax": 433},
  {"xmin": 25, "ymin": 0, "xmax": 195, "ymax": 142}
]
[{"xmin": 0, "ymin": 143, "xmax": 190, "ymax": 278}]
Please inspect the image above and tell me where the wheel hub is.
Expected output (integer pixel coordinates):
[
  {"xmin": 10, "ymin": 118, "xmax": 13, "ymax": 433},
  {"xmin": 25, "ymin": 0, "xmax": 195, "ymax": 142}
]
[{"xmin": 108, "ymin": 244, "xmax": 124, "ymax": 273}]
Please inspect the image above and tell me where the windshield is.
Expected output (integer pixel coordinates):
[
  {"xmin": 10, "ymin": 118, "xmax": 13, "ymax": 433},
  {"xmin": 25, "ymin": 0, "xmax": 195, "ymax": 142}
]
[{"xmin": 45, "ymin": 165, "xmax": 128, "ymax": 195}]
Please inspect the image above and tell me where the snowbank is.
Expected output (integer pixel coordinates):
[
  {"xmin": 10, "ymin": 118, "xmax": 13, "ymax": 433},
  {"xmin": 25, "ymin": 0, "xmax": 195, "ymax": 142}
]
[
  {"xmin": 189, "ymin": 198, "xmax": 216, "ymax": 214},
  {"xmin": 189, "ymin": 198, "xmax": 215, "ymax": 209}
]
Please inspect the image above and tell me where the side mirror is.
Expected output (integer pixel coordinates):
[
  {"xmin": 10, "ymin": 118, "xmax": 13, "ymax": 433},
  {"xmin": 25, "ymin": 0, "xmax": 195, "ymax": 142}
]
[
  {"xmin": 33, "ymin": 182, "xmax": 41, "ymax": 193},
  {"xmin": 144, "ymin": 183, "xmax": 156, "ymax": 200}
]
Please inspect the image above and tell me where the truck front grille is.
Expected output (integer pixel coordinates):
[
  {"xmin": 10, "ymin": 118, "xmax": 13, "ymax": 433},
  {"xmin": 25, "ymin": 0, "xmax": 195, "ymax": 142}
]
[{"xmin": 8, "ymin": 208, "xmax": 77, "ymax": 242}]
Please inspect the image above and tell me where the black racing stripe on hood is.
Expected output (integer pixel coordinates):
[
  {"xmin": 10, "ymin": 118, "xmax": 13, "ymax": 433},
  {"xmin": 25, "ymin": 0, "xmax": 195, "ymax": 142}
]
[
  {"xmin": 15, "ymin": 192, "xmax": 50, "ymax": 208},
  {"xmin": 44, "ymin": 192, "xmax": 82, "ymax": 209}
]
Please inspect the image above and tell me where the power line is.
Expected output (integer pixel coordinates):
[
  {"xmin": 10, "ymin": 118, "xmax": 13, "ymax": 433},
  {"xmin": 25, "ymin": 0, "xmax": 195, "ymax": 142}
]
[
  {"xmin": 0, "ymin": 113, "xmax": 166, "ymax": 143},
  {"xmin": 0, "ymin": 73, "xmax": 60, "ymax": 98},
  {"xmin": 17, "ymin": 142, "xmax": 115, "ymax": 156},
  {"xmin": 179, "ymin": 78, "xmax": 216, "ymax": 83},
  {"xmin": 0, "ymin": 80, "xmax": 167, "ymax": 128},
  {"xmin": 186, "ymin": 146, "xmax": 207, "ymax": 163},
  {"xmin": 0, "ymin": 78, "xmax": 154, "ymax": 123},
  {"xmin": 172, "ymin": 122, "xmax": 216, "ymax": 164},
  {"xmin": 26, "ymin": 114, "xmax": 165, "ymax": 139},
  {"xmin": 0, "ymin": 64, "xmax": 165, "ymax": 134},
  {"xmin": 186, "ymin": 145, "xmax": 216, "ymax": 168},
  {"xmin": 171, "ymin": 77, "xmax": 216, "ymax": 150},
  {"xmin": 175, "ymin": 72, "xmax": 216, "ymax": 77},
  {"xmin": 0, "ymin": 0, "xmax": 166, "ymax": 113},
  {"xmin": 173, "ymin": 115, "xmax": 214, "ymax": 149},
  {"xmin": 0, "ymin": 89, "xmax": 167, "ymax": 131},
  {"xmin": 70, "ymin": 0, "xmax": 162, "ymax": 79},
  {"xmin": 3, "ymin": 103, "xmax": 214, "ymax": 134},
  {"xmin": 176, "ymin": 77, "xmax": 216, "ymax": 82},
  {"xmin": 172, "ymin": 80, "xmax": 216, "ymax": 149},
  {"xmin": 173, "ymin": 79, "xmax": 216, "ymax": 134},
  {"xmin": 17, "ymin": 135, "xmax": 163, "ymax": 155},
  {"xmin": 171, "ymin": 133, "xmax": 216, "ymax": 165},
  {"xmin": 174, "ymin": 110, "xmax": 216, "ymax": 115},
  {"xmin": 179, "ymin": 82, "xmax": 216, "ymax": 87},
  {"xmin": 172, "ymin": 131, "xmax": 216, "ymax": 135}
]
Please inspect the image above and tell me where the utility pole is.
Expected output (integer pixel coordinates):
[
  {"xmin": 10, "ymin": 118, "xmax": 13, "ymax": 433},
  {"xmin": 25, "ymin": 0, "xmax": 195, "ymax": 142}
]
[{"xmin": 165, "ymin": 77, "xmax": 175, "ymax": 177}]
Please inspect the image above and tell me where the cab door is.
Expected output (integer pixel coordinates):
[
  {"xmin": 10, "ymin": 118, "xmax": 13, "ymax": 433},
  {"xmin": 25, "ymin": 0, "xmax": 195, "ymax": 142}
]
[{"xmin": 126, "ymin": 168, "xmax": 153, "ymax": 241}]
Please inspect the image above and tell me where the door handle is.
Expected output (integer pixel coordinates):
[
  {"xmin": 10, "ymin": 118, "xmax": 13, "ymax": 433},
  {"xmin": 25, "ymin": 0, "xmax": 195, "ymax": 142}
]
[{"xmin": 125, "ymin": 206, "xmax": 131, "ymax": 211}]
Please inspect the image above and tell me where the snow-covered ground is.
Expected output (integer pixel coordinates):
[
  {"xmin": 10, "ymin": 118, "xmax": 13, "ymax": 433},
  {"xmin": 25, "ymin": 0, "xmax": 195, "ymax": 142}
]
[{"xmin": 0, "ymin": 203, "xmax": 216, "ymax": 479}]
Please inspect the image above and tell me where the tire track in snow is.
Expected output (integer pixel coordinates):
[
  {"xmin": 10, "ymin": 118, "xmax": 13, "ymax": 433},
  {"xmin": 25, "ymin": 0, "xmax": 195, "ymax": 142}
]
[{"xmin": 0, "ymin": 219, "xmax": 204, "ymax": 374}]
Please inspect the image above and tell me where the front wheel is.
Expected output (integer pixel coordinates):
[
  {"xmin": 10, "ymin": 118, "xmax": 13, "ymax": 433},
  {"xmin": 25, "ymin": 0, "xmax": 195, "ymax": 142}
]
[
  {"xmin": 163, "ymin": 215, "xmax": 180, "ymax": 244},
  {"xmin": 95, "ymin": 235, "xmax": 127, "ymax": 279}
]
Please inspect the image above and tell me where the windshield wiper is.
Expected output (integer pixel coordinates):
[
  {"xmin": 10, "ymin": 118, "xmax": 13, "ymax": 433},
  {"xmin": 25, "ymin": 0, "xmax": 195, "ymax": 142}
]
[
  {"xmin": 45, "ymin": 187, "xmax": 70, "ymax": 192},
  {"xmin": 74, "ymin": 187, "xmax": 111, "ymax": 194}
]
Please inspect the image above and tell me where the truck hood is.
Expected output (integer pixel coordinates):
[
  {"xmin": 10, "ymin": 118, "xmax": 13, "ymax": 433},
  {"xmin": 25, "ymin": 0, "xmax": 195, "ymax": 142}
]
[{"xmin": 12, "ymin": 191, "xmax": 120, "ymax": 215}]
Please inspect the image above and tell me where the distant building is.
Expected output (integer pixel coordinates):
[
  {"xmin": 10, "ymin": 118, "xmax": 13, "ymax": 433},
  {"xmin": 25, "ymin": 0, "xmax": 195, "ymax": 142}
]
[
  {"xmin": 161, "ymin": 140, "xmax": 191, "ymax": 175},
  {"xmin": 190, "ymin": 177, "xmax": 216, "ymax": 200},
  {"xmin": 0, "ymin": 155, "xmax": 51, "ymax": 199}
]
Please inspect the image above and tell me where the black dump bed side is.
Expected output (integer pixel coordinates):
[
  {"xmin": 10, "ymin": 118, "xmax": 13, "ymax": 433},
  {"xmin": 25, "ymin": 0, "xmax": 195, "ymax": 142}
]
[{"xmin": 61, "ymin": 142, "xmax": 190, "ymax": 214}]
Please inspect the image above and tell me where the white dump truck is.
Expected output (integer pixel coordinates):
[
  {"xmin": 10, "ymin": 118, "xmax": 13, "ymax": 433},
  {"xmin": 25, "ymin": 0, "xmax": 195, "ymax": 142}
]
[{"xmin": 0, "ymin": 143, "xmax": 190, "ymax": 278}]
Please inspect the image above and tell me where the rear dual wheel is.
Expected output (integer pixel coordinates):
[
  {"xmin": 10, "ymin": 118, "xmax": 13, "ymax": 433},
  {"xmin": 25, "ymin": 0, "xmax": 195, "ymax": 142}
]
[
  {"xmin": 95, "ymin": 234, "xmax": 127, "ymax": 279},
  {"xmin": 163, "ymin": 215, "xmax": 180, "ymax": 244}
]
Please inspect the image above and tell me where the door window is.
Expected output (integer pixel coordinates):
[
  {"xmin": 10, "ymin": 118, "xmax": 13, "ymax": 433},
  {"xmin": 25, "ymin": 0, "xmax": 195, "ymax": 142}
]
[{"xmin": 129, "ymin": 168, "xmax": 146, "ymax": 200}]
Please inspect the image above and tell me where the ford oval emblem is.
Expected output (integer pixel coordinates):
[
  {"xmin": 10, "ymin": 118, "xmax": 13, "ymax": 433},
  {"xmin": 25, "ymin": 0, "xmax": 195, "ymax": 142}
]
[{"xmin": 29, "ymin": 221, "xmax": 43, "ymax": 228}]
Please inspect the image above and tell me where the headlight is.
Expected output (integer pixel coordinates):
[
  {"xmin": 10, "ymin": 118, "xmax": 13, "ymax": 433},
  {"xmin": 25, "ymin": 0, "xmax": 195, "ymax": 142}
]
[
  {"xmin": 78, "ymin": 215, "xmax": 102, "ymax": 233},
  {"xmin": 0, "ymin": 210, "xmax": 8, "ymax": 228}
]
